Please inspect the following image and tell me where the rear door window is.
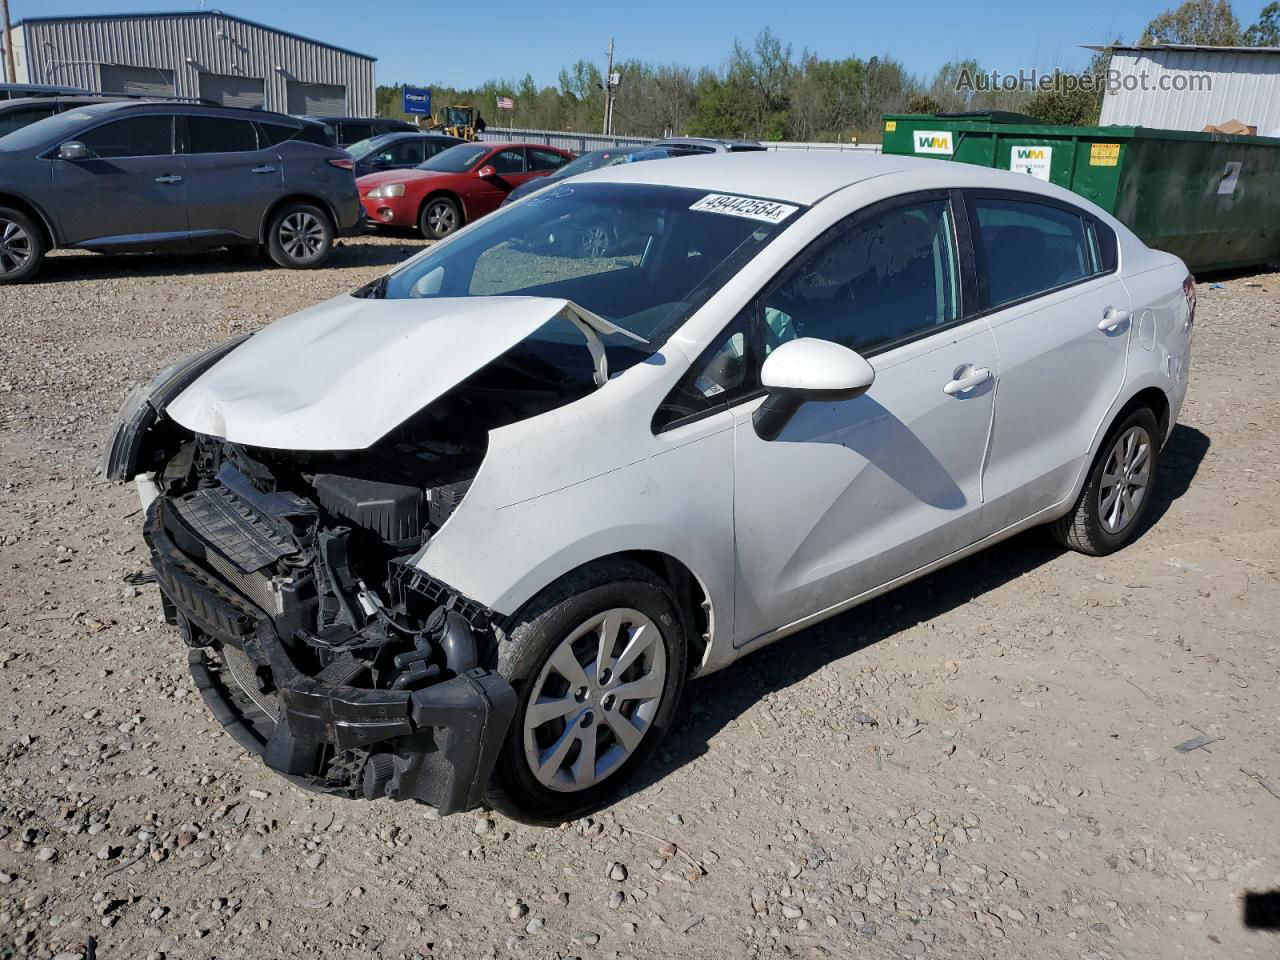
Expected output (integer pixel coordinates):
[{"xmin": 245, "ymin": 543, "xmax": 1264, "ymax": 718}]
[
  {"xmin": 184, "ymin": 115, "xmax": 259, "ymax": 153},
  {"xmin": 971, "ymin": 196, "xmax": 1093, "ymax": 307},
  {"xmin": 78, "ymin": 115, "xmax": 174, "ymax": 157}
]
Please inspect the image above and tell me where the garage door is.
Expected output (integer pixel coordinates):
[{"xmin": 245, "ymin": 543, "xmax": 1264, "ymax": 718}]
[
  {"xmin": 286, "ymin": 81, "xmax": 347, "ymax": 117},
  {"xmin": 100, "ymin": 64, "xmax": 175, "ymax": 97},
  {"xmin": 198, "ymin": 73, "xmax": 265, "ymax": 109}
]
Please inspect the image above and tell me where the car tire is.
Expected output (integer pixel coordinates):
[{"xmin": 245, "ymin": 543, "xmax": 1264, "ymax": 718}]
[
  {"xmin": 265, "ymin": 203, "xmax": 333, "ymax": 269},
  {"xmin": 485, "ymin": 559, "xmax": 687, "ymax": 825},
  {"xmin": 1050, "ymin": 405, "xmax": 1162, "ymax": 555},
  {"xmin": 0, "ymin": 207, "xmax": 46, "ymax": 285},
  {"xmin": 418, "ymin": 196, "xmax": 461, "ymax": 240}
]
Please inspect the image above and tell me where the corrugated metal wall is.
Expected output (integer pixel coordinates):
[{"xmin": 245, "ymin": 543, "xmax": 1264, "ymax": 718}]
[
  {"xmin": 13, "ymin": 13, "xmax": 374, "ymax": 115},
  {"xmin": 1099, "ymin": 48, "xmax": 1280, "ymax": 137}
]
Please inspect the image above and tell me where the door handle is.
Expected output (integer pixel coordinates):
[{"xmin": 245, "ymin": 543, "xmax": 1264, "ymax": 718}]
[
  {"xmin": 251, "ymin": 165, "xmax": 277, "ymax": 174},
  {"xmin": 154, "ymin": 174, "xmax": 183, "ymax": 184},
  {"xmin": 943, "ymin": 366, "xmax": 992, "ymax": 396},
  {"xmin": 1098, "ymin": 306, "xmax": 1130, "ymax": 332}
]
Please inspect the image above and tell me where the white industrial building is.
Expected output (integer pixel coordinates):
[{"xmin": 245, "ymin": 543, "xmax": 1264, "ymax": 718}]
[
  {"xmin": 5, "ymin": 10, "xmax": 375, "ymax": 115},
  {"xmin": 1093, "ymin": 43, "xmax": 1280, "ymax": 137}
]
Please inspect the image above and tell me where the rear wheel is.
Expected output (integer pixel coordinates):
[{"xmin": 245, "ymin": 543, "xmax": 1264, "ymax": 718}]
[
  {"xmin": 419, "ymin": 196, "xmax": 461, "ymax": 240},
  {"xmin": 1050, "ymin": 406, "xmax": 1161, "ymax": 555},
  {"xmin": 266, "ymin": 203, "xmax": 333, "ymax": 268},
  {"xmin": 0, "ymin": 207, "xmax": 45, "ymax": 285},
  {"xmin": 485, "ymin": 560, "xmax": 687, "ymax": 824}
]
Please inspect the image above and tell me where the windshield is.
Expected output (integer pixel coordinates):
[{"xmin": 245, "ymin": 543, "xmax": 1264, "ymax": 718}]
[
  {"xmin": 418, "ymin": 142, "xmax": 488, "ymax": 172},
  {"xmin": 363, "ymin": 182, "xmax": 801, "ymax": 370},
  {"xmin": 0, "ymin": 107, "xmax": 101, "ymax": 150},
  {"xmin": 346, "ymin": 134, "xmax": 391, "ymax": 158}
]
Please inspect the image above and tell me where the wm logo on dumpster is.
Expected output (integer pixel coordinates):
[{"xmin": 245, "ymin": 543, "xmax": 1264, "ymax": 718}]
[
  {"xmin": 914, "ymin": 130, "xmax": 954, "ymax": 155},
  {"xmin": 1015, "ymin": 148, "xmax": 1047, "ymax": 160}
]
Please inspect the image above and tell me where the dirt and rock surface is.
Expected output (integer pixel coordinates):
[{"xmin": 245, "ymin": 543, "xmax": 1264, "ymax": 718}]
[{"xmin": 0, "ymin": 240, "xmax": 1277, "ymax": 960}]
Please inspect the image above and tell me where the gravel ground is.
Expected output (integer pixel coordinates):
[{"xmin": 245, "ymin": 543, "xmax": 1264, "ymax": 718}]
[{"xmin": 0, "ymin": 241, "xmax": 1278, "ymax": 960}]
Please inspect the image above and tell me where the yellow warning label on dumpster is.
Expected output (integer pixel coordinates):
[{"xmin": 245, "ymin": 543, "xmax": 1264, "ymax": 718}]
[
  {"xmin": 1090, "ymin": 143, "xmax": 1120, "ymax": 166},
  {"xmin": 885, "ymin": 120, "xmax": 897, "ymax": 132}
]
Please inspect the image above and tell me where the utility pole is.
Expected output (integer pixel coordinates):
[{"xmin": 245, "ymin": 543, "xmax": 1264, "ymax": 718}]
[
  {"xmin": 1, "ymin": 0, "xmax": 17, "ymax": 85},
  {"xmin": 601, "ymin": 38, "xmax": 614, "ymax": 135}
]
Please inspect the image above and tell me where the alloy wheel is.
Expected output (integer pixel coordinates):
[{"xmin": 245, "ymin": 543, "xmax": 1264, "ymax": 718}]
[
  {"xmin": 0, "ymin": 218, "xmax": 33, "ymax": 275},
  {"xmin": 278, "ymin": 211, "xmax": 326, "ymax": 261},
  {"xmin": 427, "ymin": 201, "xmax": 457, "ymax": 235},
  {"xmin": 1097, "ymin": 425, "xmax": 1152, "ymax": 534},
  {"xmin": 578, "ymin": 223, "xmax": 611, "ymax": 258},
  {"xmin": 522, "ymin": 607, "xmax": 667, "ymax": 792}
]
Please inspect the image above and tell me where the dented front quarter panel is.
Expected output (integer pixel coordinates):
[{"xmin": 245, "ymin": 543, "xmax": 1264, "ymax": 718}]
[{"xmin": 413, "ymin": 346, "xmax": 737, "ymax": 668}]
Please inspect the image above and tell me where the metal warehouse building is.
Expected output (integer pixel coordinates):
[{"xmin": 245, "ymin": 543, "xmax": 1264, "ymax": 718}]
[
  {"xmin": 1094, "ymin": 44, "xmax": 1280, "ymax": 137},
  {"xmin": 7, "ymin": 10, "xmax": 374, "ymax": 116}
]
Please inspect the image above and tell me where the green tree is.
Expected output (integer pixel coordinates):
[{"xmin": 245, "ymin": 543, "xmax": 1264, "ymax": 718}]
[
  {"xmin": 1140, "ymin": 0, "xmax": 1242, "ymax": 44},
  {"xmin": 1025, "ymin": 71, "xmax": 1101, "ymax": 125},
  {"xmin": 905, "ymin": 93, "xmax": 943, "ymax": 114},
  {"xmin": 1244, "ymin": 2, "xmax": 1280, "ymax": 44}
]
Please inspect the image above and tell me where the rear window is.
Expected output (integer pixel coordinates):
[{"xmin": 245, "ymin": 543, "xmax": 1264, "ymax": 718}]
[
  {"xmin": 340, "ymin": 121, "xmax": 374, "ymax": 142},
  {"xmin": 973, "ymin": 197, "xmax": 1092, "ymax": 307}
]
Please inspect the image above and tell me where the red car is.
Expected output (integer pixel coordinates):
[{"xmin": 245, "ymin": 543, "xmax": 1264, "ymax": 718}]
[{"xmin": 358, "ymin": 142, "xmax": 575, "ymax": 239}]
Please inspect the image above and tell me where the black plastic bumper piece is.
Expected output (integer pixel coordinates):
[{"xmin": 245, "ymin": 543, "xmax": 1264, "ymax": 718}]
[{"xmin": 145, "ymin": 501, "xmax": 516, "ymax": 814}]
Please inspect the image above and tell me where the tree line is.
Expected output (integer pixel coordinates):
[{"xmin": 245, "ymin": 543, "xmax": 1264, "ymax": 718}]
[{"xmin": 374, "ymin": 1, "xmax": 1280, "ymax": 141}]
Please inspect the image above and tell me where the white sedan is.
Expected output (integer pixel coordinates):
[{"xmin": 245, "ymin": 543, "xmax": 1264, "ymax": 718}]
[{"xmin": 106, "ymin": 152, "xmax": 1194, "ymax": 823}]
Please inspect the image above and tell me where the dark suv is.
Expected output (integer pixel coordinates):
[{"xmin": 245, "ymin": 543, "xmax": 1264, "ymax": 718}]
[{"xmin": 0, "ymin": 101, "xmax": 363, "ymax": 283}]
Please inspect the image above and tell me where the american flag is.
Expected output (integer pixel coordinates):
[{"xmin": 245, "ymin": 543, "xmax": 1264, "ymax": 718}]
[{"xmin": 496, "ymin": 96, "xmax": 514, "ymax": 110}]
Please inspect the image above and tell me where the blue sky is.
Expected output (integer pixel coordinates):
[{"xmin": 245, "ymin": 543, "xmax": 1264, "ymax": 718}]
[{"xmin": 9, "ymin": 1, "xmax": 1274, "ymax": 88}]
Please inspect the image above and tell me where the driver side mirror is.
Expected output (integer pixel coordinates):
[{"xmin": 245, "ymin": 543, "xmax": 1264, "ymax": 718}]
[
  {"xmin": 58, "ymin": 140, "xmax": 88, "ymax": 160},
  {"xmin": 752, "ymin": 338, "xmax": 876, "ymax": 441},
  {"xmin": 476, "ymin": 164, "xmax": 497, "ymax": 178}
]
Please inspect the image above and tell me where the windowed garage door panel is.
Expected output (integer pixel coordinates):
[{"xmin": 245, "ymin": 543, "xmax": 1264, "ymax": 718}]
[
  {"xmin": 199, "ymin": 73, "xmax": 265, "ymax": 109},
  {"xmin": 100, "ymin": 65, "xmax": 175, "ymax": 97},
  {"xmin": 286, "ymin": 82, "xmax": 347, "ymax": 117}
]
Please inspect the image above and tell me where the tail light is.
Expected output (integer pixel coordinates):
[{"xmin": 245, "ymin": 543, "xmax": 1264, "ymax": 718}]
[
  {"xmin": 328, "ymin": 157, "xmax": 355, "ymax": 172},
  {"xmin": 1182, "ymin": 274, "xmax": 1196, "ymax": 330}
]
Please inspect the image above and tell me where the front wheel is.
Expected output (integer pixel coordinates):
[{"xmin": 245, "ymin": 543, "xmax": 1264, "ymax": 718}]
[
  {"xmin": 419, "ymin": 196, "xmax": 461, "ymax": 240},
  {"xmin": 0, "ymin": 207, "xmax": 46, "ymax": 285},
  {"xmin": 1050, "ymin": 405, "xmax": 1161, "ymax": 555},
  {"xmin": 485, "ymin": 560, "xmax": 687, "ymax": 824},
  {"xmin": 266, "ymin": 203, "xmax": 333, "ymax": 269}
]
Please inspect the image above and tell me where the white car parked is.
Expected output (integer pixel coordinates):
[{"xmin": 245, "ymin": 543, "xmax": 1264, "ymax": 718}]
[{"xmin": 105, "ymin": 153, "xmax": 1194, "ymax": 823}]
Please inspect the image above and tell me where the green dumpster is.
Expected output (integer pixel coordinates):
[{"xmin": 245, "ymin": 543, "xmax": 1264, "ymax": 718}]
[{"xmin": 881, "ymin": 113, "xmax": 1280, "ymax": 272}]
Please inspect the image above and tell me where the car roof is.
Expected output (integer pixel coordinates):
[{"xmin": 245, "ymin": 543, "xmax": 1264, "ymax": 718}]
[
  {"xmin": 0, "ymin": 95, "xmax": 120, "ymax": 110},
  {"xmin": 579, "ymin": 151, "xmax": 1115, "ymax": 211},
  {"xmin": 577, "ymin": 151, "xmax": 919, "ymax": 204},
  {"xmin": 655, "ymin": 137, "xmax": 764, "ymax": 150},
  {"xmin": 54, "ymin": 99, "xmax": 309, "ymax": 126}
]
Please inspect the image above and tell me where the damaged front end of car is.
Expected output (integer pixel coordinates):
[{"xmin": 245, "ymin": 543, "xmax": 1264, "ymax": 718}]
[
  {"xmin": 102, "ymin": 296, "xmax": 640, "ymax": 813},
  {"xmin": 130, "ymin": 427, "xmax": 516, "ymax": 812}
]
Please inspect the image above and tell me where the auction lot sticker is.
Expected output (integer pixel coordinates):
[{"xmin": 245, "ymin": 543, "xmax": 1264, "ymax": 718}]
[
  {"xmin": 1010, "ymin": 145, "xmax": 1052, "ymax": 180},
  {"xmin": 690, "ymin": 194, "xmax": 798, "ymax": 223},
  {"xmin": 1090, "ymin": 143, "xmax": 1120, "ymax": 166}
]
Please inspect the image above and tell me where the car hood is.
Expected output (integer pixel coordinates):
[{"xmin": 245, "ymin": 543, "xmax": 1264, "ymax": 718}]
[
  {"xmin": 357, "ymin": 168, "xmax": 453, "ymax": 191},
  {"xmin": 165, "ymin": 294, "xmax": 641, "ymax": 451}
]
